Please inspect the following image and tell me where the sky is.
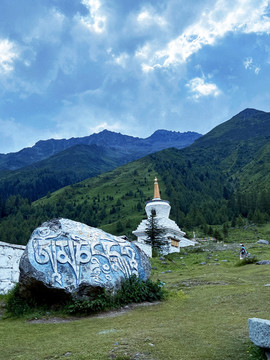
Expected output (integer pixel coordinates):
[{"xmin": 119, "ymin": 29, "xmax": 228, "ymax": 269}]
[{"xmin": 0, "ymin": 0, "xmax": 270, "ymax": 153}]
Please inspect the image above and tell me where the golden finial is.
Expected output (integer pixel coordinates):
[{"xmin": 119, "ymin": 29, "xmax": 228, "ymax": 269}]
[{"xmin": 154, "ymin": 177, "xmax": 161, "ymax": 199}]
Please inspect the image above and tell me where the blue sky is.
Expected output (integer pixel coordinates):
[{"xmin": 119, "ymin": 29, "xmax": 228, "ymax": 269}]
[{"xmin": 0, "ymin": 0, "xmax": 270, "ymax": 153}]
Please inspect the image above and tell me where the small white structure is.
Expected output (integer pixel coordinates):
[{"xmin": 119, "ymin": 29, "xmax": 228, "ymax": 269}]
[
  {"xmin": 0, "ymin": 241, "xmax": 25, "ymax": 294},
  {"xmin": 133, "ymin": 177, "xmax": 196, "ymax": 257}
]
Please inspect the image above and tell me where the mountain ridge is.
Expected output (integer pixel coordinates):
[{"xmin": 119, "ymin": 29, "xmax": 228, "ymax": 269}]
[{"xmin": 0, "ymin": 129, "xmax": 202, "ymax": 171}]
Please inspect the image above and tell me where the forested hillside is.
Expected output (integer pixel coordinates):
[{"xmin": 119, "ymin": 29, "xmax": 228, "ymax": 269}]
[
  {"xmin": 0, "ymin": 130, "xmax": 201, "ymax": 201},
  {"xmin": 1, "ymin": 108, "xmax": 270, "ymax": 245}
]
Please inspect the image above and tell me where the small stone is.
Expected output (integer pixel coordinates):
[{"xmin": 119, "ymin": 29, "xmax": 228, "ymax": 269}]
[
  {"xmin": 165, "ymin": 270, "xmax": 172, "ymax": 273},
  {"xmin": 200, "ymin": 262, "xmax": 206, "ymax": 265},
  {"xmin": 221, "ymin": 260, "xmax": 228, "ymax": 262},
  {"xmin": 152, "ymin": 266, "xmax": 157, "ymax": 270},
  {"xmin": 257, "ymin": 239, "xmax": 269, "ymax": 245},
  {"xmin": 149, "ymin": 343, "xmax": 155, "ymax": 347},
  {"xmin": 159, "ymin": 257, "xmax": 166, "ymax": 261},
  {"xmin": 257, "ymin": 260, "xmax": 270, "ymax": 265}
]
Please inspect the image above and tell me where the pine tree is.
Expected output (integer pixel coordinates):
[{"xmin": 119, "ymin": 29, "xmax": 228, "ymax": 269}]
[{"xmin": 144, "ymin": 209, "xmax": 166, "ymax": 252}]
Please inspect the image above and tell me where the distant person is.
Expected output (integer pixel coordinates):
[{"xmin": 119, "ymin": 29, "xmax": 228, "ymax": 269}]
[{"xmin": 240, "ymin": 244, "xmax": 247, "ymax": 260}]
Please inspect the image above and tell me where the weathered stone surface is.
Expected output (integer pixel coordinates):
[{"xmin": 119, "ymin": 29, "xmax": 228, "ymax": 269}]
[
  {"xmin": 257, "ymin": 239, "xmax": 269, "ymax": 245},
  {"xmin": 249, "ymin": 318, "xmax": 270, "ymax": 349},
  {"xmin": 19, "ymin": 218, "xmax": 151, "ymax": 302},
  {"xmin": 0, "ymin": 241, "xmax": 25, "ymax": 294},
  {"xmin": 256, "ymin": 260, "xmax": 270, "ymax": 265}
]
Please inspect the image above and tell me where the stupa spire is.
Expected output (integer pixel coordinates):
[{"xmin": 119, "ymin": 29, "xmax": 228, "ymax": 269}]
[{"xmin": 153, "ymin": 177, "xmax": 161, "ymax": 199}]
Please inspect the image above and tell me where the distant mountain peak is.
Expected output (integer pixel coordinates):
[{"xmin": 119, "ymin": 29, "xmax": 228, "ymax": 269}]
[
  {"xmin": 0, "ymin": 129, "xmax": 202, "ymax": 171},
  {"xmin": 237, "ymin": 108, "xmax": 266, "ymax": 117}
]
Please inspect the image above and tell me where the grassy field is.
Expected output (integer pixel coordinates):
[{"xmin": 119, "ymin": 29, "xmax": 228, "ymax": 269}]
[{"xmin": 1, "ymin": 241, "xmax": 270, "ymax": 360}]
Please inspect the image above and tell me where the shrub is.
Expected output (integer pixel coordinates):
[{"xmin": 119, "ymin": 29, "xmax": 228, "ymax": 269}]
[
  {"xmin": 5, "ymin": 276, "xmax": 166, "ymax": 317},
  {"xmin": 65, "ymin": 275, "xmax": 165, "ymax": 315},
  {"xmin": 5, "ymin": 284, "xmax": 38, "ymax": 317},
  {"xmin": 235, "ymin": 255, "xmax": 258, "ymax": 267}
]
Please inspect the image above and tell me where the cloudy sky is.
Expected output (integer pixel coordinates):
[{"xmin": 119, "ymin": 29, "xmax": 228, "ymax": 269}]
[{"xmin": 0, "ymin": 0, "xmax": 270, "ymax": 153}]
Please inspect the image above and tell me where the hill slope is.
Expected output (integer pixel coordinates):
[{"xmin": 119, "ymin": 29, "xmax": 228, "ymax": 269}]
[{"xmin": 0, "ymin": 144, "xmax": 128, "ymax": 201}]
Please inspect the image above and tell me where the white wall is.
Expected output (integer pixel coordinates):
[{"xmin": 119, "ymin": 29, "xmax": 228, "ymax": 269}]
[{"xmin": 0, "ymin": 241, "xmax": 25, "ymax": 294}]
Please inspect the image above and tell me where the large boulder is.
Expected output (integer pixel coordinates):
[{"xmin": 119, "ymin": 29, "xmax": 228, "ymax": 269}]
[{"xmin": 19, "ymin": 218, "xmax": 151, "ymax": 303}]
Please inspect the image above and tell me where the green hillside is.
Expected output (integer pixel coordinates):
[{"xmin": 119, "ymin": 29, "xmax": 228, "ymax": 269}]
[{"xmin": 0, "ymin": 144, "xmax": 127, "ymax": 201}]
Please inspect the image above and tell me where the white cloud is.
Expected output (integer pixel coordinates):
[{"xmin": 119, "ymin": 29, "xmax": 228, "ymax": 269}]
[
  {"xmin": 79, "ymin": 0, "xmax": 106, "ymax": 34},
  {"xmin": 243, "ymin": 57, "xmax": 253, "ymax": 69},
  {"xmin": 0, "ymin": 39, "xmax": 19, "ymax": 74},
  {"xmin": 23, "ymin": 8, "xmax": 65, "ymax": 44},
  {"xmin": 186, "ymin": 77, "xmax": 221, "ymax": 99},
  {"xmin": 141, "ymin": 0, "xmax": 270, "ymax": 69},
  {"xmin": 243, "ymin": 56, "xmax": 261, "ymax": 74},
  {"xmin": 89, "ymin": 121, "xmax": 122, "ymax": 134},
  {"xmin": 114, "ymin": 52, "xmax": 129, "ymax": 68},
  {"xmin": 137, "ymin": 8, "xmax": 167, "ymax": 28}
]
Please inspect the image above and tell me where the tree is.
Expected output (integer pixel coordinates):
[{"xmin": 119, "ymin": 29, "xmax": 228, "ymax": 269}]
[{"xmin": 144, "ymin": 209, "xmax": 166, "ymax": 253}]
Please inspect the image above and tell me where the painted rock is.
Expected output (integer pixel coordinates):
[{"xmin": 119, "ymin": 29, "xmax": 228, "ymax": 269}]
[{"xmin": 19, "ymin": 218, "xmax": 151, "ymax": 302}]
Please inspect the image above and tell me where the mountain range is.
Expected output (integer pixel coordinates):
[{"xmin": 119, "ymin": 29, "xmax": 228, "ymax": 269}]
[
  {"xmin": 0, "ymin": 129, "xmax": 201, "ymax": 171},
  {"xmin": 1, "ymin": 107, "xmax": 270, "ymax": 245},
  {"xmin": 0, "ymin": 129, "xmax": 201, "ymax": 201}
]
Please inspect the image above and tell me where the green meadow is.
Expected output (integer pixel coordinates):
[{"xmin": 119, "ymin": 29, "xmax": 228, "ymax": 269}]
[{"xmin": 1, "ymin": 240, "xmax": 270, "ymax": 360}]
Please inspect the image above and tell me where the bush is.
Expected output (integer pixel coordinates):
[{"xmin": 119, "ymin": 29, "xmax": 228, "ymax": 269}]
[
  {"xmin": 235, "ymin": 255, "xmax": 258, "ymax": 267},
  {"xmin": 65, "ymin": 275, "xmax": 165, "ymax": 315},
  {"xmin": 5, "ymin": 276, "xmax": 165, "ymax": 317},
  {"xmin": 5, "ymin": 284, "xmax": 38, "ymax": 317}
]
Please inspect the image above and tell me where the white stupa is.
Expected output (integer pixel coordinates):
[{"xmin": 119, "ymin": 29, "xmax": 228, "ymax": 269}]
[{"xmin": 133, "ymin": 177, "xmax": 195, "ymax": 257}]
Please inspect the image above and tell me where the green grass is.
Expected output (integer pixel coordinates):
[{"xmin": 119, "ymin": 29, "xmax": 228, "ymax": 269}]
[{"xmin": 1, "ymin": 241, "xmax": 269, "ymax": 359}]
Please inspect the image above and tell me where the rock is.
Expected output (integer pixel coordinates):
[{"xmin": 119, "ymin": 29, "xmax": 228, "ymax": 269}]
[
  {"xmin": 19, "ymin": 218, "xmax": 151, "ymax": 303},
  {"xmin": 257, "ymin": 239, "xmax": 269, "ymax": 245},
  {"xmin": 249, "ymin": 318, "xmax": 270, "ymax": 349},
  {"xmin": 256, "ymin": 260, "xmax": 270, "ymax": 265},
  {"xmin": 159, "ymin": 257, "xmax": 166, "ymax": 261},
  {"xmin": 200, "ymin": 262, "xmax": 206, "ymax": 265}
]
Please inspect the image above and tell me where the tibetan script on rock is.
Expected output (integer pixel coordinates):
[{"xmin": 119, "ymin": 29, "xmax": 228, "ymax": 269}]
[{"xmin": 25, "ymin": 218, "xmax": 148, "ymax": 292}]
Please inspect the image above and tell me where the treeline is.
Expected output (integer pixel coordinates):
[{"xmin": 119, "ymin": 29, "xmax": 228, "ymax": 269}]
[
  {"xmin": 0, "ymin": 184, "xmax": 147, "ymax": 245},
  {"xmin": 152, "ymin": 150, "xmax": 270, "ymax": 230},
  {"xmin": 2, "ymin": 184, "xmax": 270, "ymax": 245},
  {"xmin": 0, "ymin": 168, "xmax": 84, "ymax": 202}
]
